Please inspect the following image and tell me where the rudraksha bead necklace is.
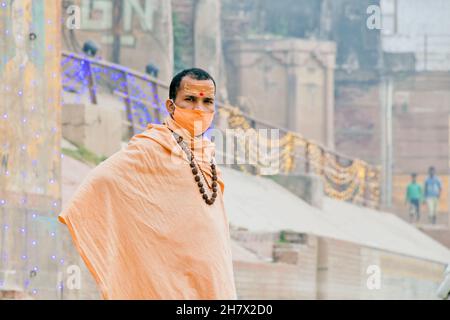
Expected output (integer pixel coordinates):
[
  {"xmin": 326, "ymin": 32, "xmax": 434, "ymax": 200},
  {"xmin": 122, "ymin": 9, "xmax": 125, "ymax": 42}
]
[{"xmin": 167, "ymin": 127, "xmax": 218, "ymax": 205}]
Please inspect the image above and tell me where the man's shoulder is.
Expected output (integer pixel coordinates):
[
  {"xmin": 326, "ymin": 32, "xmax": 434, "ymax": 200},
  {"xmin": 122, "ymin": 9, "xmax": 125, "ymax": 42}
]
[
  {"xmin": 128, "ymin": 124, "xmax": 172, "ymax": 147},
  {"xmin": 425, "ymin": 176, "xmax": 441, "ymax": 185},
  {"xmin": 408, "ymin": 183, "xmax": 420, "ymax": 191}
]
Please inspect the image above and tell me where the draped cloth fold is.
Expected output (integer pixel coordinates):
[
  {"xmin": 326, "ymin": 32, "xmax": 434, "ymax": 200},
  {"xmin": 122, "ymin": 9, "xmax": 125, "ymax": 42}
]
[{"xmin": 58, "ymin": 116, "xmax": 237, "ymax": 299}]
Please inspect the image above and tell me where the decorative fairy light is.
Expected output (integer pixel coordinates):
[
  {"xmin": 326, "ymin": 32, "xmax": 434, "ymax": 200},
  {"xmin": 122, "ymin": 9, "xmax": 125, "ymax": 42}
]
[
  {"xmin": 0, "ymin": 6, "xmax": 69, "ymax": 300},
  {"xmin": 62, "ymin": 54, "xmax": 166, "ymax": 127}
]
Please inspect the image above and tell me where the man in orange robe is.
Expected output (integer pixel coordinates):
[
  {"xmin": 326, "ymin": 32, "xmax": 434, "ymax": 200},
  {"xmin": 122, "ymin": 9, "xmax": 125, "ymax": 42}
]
[{"xmin": 58, "ymin": 68, "xmax": 237, "ymax": 300}]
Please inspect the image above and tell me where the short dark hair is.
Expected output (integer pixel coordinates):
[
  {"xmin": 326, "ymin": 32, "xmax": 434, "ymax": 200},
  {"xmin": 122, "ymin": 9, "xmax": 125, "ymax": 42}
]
[
  {"xmin": 169, "ymin": 68, "xmax": 216, "ymax": 100},
  {"xmin": 411, "ymin": 173, "xmax": 417, "ymax": 178}
]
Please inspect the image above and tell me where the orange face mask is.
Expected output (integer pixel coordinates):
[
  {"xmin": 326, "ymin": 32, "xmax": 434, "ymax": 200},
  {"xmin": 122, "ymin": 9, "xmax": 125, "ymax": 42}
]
[{"xmin": 170, "ymin": 100, "xmax": 215, "ymax": 137}]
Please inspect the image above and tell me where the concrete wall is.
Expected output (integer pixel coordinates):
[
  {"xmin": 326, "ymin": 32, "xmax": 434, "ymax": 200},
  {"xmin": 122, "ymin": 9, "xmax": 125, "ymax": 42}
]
[
  {"xmin": 231, "ymin": 230, "xmax": 278, "ymax": 261},
  {"xmin": 221, "ymin": 0, "xmax": 381, "ymax": 74},
  {"xmin": 232, "ymin": 231, "xmax": 447, "ymax": 299},
  {"xmin": 224, "ymin": 38, "xmax": 336, "ymax": 148},
  {"xmin": 318, "ymin": 237, "xmax": 444, "ymax": 299},
  {"xmin": 60, "ymin": 227, "xmax": 447, "ymax": 299},
  {"xmin": 335, "ymin": 78, "xmax": 381, "ymax": 166},
  {"xmin": 419, "ymin": 225, "xmax": 450, "ymax": 249},
  {"xmin": 62, "ymin": 0, "xmax": 174, "ymax": 83},
  {"xmin": 171, "ymin": 0, "xmax": 195, "ymax": 69},
  {"xmin": 62, "ymin": 103, "xmax": 122, "ymax": 157},
  {"xmin": 391, "ymin": 73, "xmax": 450, "ymax": 222},
  {"xmin": 172, "ymin": 0, "xmax": 229, "ymax": 102},
  {"xmin": 335, "ymin": 72, "xmax": 450, "ymax": 223},
  {"xmin": 233, "ymin": 260, "xmax": 316, "ymax": 300},
  {"xmin": 392, "ymin": 73, "xmax": 450, "ymax": 172},
  {"xmin": 0, "ymin": 0, "xmax": 62, "ymax": 299},
  {"xmin": 193, "ymin": 0, "xmax": 221, "ymax": 82},
  {"xmin": 270, "ymin": 174, "xmax": 324, "ymax": 210}
]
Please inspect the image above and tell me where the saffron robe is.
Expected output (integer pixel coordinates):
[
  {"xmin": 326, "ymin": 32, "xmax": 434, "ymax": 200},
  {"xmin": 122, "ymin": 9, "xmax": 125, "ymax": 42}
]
[{"xmin": 58, "ymin": 116, "xmax": 237, "ymax": 300}]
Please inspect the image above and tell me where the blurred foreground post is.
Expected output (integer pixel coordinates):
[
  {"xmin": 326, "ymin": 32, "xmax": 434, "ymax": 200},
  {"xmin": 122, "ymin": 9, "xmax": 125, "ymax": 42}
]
[{"xmin": 0, "ymin": 1, "xmax": 62, "ymax": 299}]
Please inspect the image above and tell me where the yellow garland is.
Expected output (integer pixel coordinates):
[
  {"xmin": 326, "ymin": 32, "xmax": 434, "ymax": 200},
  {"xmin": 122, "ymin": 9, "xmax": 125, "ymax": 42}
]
[{"xmin": 216, "ymin": 105, "xmax": 381, "ymax": 205}]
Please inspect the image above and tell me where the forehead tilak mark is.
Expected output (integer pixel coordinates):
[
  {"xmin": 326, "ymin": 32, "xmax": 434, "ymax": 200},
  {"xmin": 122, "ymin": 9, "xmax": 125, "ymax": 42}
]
[{"xmin": 183, "ymin": 82, "xmax": 214, "ymax": 97}]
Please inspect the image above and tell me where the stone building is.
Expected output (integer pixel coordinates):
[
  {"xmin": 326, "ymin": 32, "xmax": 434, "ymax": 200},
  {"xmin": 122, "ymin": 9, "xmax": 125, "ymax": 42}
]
[
  {"xmin": 224, "ymin": 37, "xmax": 336, "ymax": 148},
  {"xmin": 61, "ymin": 0, "xmax": 174, "ymax": 84},
  {"xmin": 334, "ymin": 0, "xmax": 450, "ymax": 228}
]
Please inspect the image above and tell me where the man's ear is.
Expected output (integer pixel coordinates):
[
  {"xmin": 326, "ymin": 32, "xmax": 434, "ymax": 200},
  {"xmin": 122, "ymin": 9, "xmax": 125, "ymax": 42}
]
[{"xmin": 165, "ymin": 99, "xmax": 175, "ymax": 114}]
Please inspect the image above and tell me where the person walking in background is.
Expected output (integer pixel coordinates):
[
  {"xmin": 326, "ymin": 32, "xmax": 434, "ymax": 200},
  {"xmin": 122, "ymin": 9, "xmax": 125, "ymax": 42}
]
[
  {"xmin": 405, "ymin": 173, "xmax": 423, "ymax": 223},
  {"xmin": 424, "ymin": 166, "xmax": 442, "ymax": 225}
]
